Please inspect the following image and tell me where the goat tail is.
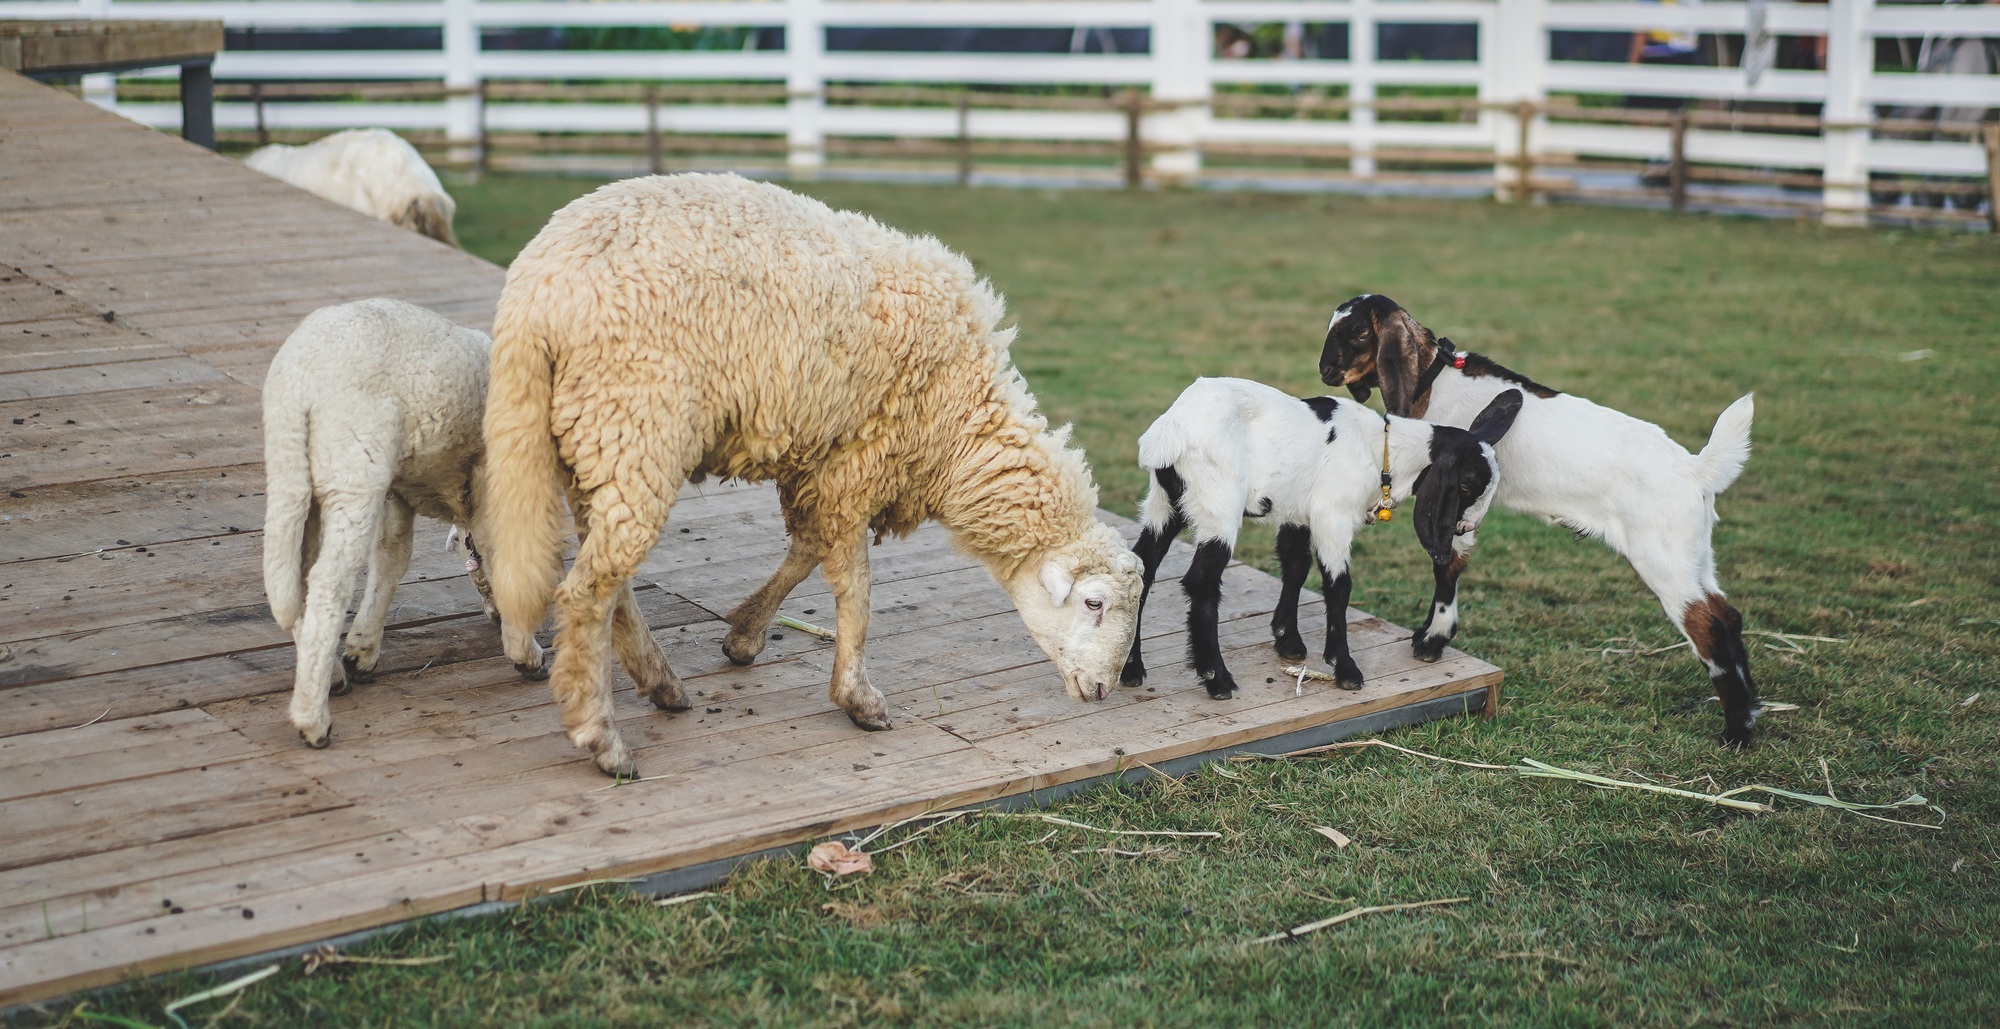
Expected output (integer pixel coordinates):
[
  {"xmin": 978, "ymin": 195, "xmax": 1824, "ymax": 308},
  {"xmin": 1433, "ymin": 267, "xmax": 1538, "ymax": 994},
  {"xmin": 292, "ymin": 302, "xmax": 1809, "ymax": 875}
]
[
  {"xmin": 260, "ymin": 400, "xmax": 313, "ymax": 633},
  {"xmin": 1695, "ymin": 393, "xmax": 1755, "ymax": 496},
  {"xmin": 399, "ymin": 195, "xmax": 459, "ymax": 248},
  {"xmin": 1135, "ymin": 417, "xmax": 1188, "ymax": 474},
  {"xmin": 479, "ymin": 312, "xmax": 570, "ymax": 652}
]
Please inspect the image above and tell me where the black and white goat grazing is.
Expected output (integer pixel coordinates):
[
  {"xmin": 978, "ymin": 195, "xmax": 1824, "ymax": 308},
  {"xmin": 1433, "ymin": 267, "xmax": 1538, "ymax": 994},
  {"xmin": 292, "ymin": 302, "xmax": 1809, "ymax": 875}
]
[
  {"xmin": 1319, "ymin": 294, "xmax": 1759, "ymax": 745},
  {"xmin": 1121, "ymin": 377, "xmax": 1522, "ymax": 697}
]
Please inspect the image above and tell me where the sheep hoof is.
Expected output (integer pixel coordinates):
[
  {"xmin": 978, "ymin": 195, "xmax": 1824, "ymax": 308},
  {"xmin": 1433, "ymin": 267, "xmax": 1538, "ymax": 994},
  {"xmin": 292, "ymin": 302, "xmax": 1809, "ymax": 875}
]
[
  {"xmin": 721, "ymin": 633, "xmax": 763, "ymax": 666},
  {"xmin": 300, "ymin": 728, "xmax": 331, "ymax": 750},
  {"xmin": 340, "ymin": 654, "xmax": 377, "ymax": 687},
  {"xmin": 647, "ymin": 688, "xmax": 692, "ymax": 713},
  {"xmin": 595, "ymin": 754, "xmax": 640, "ymax": 779},
  {"xmin": 516, "ymin": 649, "xmax": 554, "ymax": 681},
  {"xmin": 847, "ymin": 711, "xmax": 893, "ymax": 732},
  {"xmin": 1273, "ymin": 636, "xmax": 1309, "ymax": 662}
]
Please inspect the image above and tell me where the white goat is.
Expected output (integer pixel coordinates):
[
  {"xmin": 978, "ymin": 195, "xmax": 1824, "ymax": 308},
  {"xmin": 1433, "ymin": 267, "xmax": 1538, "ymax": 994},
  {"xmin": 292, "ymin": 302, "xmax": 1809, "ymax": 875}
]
[
  {"xmin": 262, "ymin": 298, "xmax": 551, "ymax": 750},
  {"xmin": 1122, "ymin": 377, "xmax": 1522, "ymax": 696},
  {"xmin": 1319, "ymin": 294, "xmax": 1758, "ymax": 744},
  {"xmin": 244, "ymin": 129, "xmax": 459, "ymax": 246}
]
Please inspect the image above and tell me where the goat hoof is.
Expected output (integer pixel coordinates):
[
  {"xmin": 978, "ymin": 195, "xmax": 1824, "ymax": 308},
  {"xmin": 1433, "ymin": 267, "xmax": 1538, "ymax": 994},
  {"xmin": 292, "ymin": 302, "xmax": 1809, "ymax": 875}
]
[
  {"xmin": 340, "ymin": 654, "xmax": 377, "ymax": 687},
  {"xmin": 1720, "ymin": 724, "xmax": 1755, "ymax": 749},
  {"xmin": 1119, "ymin": 660, "xmax": 1146, "ymax": 688},
  {"xmin": 328, "ymin": 677, "xmax": 353, "ymax": 698},
  {"xmin": 1335, "ymin": 666, "xmax": 1365, "ymax": 691},
  {"xmin": 1204, "ymin": 680, "xmax": 1238, "ymax": 700},
  {"xmin": 847, "ymin": 711, "xmax": 893, "ymax": 732},
  {"xmin": 1273, "ymin": 635, "xmax": 1308, "ymax": 662},
  {"xmin": 1410, "ymin": 637, "xmax": 1447, "ymax": 663}
]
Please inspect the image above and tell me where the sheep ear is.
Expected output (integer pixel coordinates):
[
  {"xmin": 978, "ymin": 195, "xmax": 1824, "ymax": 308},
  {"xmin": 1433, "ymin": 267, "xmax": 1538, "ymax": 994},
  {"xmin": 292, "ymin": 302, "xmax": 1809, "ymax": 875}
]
[
  {"xmin": 1039, "ymin": 560, "xmax": 1074, "ymax": 607},
  {"xmin": 1373, "ymin": 305, "xmax": 1433, "ymax": 417},
  {"xmin": 1469, "ymin": 389, "xmax": 1524, "ymax": 445}
]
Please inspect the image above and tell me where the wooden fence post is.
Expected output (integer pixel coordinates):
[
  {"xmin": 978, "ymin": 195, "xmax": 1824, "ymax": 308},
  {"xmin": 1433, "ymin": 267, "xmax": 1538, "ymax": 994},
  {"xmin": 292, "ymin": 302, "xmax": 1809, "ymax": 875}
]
[
  {"xmin": 1123, "ymin": 89, "xmax": 1144, "ymax": 188},
  {"xmin": 1515, "ymin": 99, "xmax": 1534, "ymax": 202},
  {"xmin": 956, "ymin": 91, "xmax": 972, "ymax": 186},
  {"xmin": 1984, "ymin": 122, "xmax": 2000, "ymax": 234},
  {"xmin": 646, "ymin": 83, "xmax": 662, "ymax": 175},
  {"xmin": 252, "ymin": 81, "xmax": 268, "ymax": 147},
  {"xmin": 476, "ymin": 80, "xmax": 489, "ymax": 174},
  {"xmin": 1669, "ymin": 110, "xmax": 1688, "ymax": 212}
]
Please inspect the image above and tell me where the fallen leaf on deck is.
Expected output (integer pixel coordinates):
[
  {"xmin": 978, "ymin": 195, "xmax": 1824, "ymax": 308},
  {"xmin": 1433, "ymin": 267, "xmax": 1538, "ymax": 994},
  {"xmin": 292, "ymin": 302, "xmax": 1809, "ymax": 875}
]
[{"xmin": 807, "ymin": 841, "xmax": 874, "ymax": 876}]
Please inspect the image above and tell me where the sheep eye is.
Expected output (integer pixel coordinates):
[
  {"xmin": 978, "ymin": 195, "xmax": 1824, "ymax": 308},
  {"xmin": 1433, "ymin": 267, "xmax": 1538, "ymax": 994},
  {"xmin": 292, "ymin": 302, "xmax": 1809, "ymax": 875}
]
[{"xmin": 1084, "ymin": 598, "xmax": 1104, "ymax": 611}]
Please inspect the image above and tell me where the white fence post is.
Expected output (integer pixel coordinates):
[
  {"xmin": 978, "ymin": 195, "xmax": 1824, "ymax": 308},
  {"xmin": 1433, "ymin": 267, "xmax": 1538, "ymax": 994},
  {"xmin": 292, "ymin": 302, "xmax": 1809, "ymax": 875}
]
[
  {"xmin": 443, "ymin": 0, "xmax": 480, "ymax": 164},
  {"xmin": 787, "ymin": 0, "xmax": 826, "ymax": 178},
  {"xmin": 1350, "ymin": 0, "xmax": 1376, "ymax": 178},
  {"xmin": 1822, "ymin": 0, "xmax": 1873, "ymax": 226},
  {"xmin": 1152, "ymin": 0, "xmax": 1208, "ymax": 184},
  {"xmin": 1487, "ymin": 0, "xmax": 1545, "ymax": 201},
  {"xmin": 78, "ymin": 0, "xmax": 115, "ymax": 113}
]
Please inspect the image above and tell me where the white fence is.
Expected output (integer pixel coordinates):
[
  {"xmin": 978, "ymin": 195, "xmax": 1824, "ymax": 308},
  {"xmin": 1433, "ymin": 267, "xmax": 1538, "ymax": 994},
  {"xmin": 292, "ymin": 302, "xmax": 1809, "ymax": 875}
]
[{"xmin": 3, "ymin": 0, "xmax": 1998, "ymax": 222}]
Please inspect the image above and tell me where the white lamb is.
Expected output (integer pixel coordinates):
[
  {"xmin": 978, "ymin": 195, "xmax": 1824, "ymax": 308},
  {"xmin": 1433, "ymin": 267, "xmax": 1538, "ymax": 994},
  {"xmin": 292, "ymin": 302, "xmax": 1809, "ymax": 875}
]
[
  {"xmin": 481, "ymin": 173, "xmax": 1145, "ymax": 778},
  {"xmin": 262, "ymin": 298, "xmax": 561, "ymax": 750},
  {"xmin": 244, "ymin": 129, "xmax": 459, "ymax": 246}
]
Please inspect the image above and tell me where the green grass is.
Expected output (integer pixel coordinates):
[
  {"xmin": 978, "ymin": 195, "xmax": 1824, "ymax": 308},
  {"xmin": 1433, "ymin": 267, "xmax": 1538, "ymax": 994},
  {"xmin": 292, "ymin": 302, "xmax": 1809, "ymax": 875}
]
[{"xmin": 44, "ymin": 180, "xmax": 2000, "ymax": 1027}]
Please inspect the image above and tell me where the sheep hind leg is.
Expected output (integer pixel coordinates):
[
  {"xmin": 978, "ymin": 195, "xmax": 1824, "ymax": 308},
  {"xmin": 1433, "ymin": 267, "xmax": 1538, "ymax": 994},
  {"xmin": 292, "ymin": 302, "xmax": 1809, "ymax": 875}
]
[
  {"xmin": 822, "ymin": 529, "xmax": 890, "ymax": 730},
  {"xmin": 288, "ymin": 491, "xmax": 378, "ymax": 749},
  {"xmin": 1270, "ymin": 524, "xmax": 1313, "ymax": 662},
  {"xmin": 551, "ymin": 500, "xmax": 665, "ymax": 778},
  {"xmin": 614, "ymin": 582, "xmax": 688, "ymax": 712},
  {"xmin": 340, "ymin": 493, "xmax": 415, "ymax": 689},
  {"xmin": 723, "ymin": 537, "xmax": 823, "ymax": 666},
  {"xmin": 1316, "ymin": 558, "xmax": 1364, "ymax": 690}
]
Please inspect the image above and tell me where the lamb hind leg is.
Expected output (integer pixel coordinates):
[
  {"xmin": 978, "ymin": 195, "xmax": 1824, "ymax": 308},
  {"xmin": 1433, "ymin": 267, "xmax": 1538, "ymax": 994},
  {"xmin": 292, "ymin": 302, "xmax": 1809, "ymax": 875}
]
[
  {"xmin": 340, "ymin": 494, "xmax": 415, "ymax": 688},
  {"xmin": 287, "ymin": 492, "xmax": 378, "ymax": 748},
  {"xmin": 1270, "ymin": 524, "xmax": 1313, "ymax": 662},
  {"xmin": 821, "ymin": 529, "xmax": 890, "ymax": 730},
  {"xmin": 1182, "ymin": 539, "xmax": 1238, "ymax": 699},
  {"xmin": 1119, "ymin": 504, "xmax": 1186, "ymax": 688},
  {"xmin": 724, "ymin": 537, "xmax": 823, "ymax": 666},
  {"xmin": 1412, "ymin": 551, "xmax": 1471, "ymax": 663}
]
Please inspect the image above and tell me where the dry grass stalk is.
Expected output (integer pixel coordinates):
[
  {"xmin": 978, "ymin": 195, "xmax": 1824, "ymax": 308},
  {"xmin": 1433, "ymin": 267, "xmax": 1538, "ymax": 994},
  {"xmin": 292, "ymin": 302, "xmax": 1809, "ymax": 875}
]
[
  {"xmin": 1311, "ymin": 825, "xmax": 1353, "ymax": 849},
  {"xmin": 655, "ymin": 891, "xmax": 719, "ymax": 908},
  {"xmin": 163, "ymin": 963, "xmax": 279, "ymax": 1028},
  {"xmin": 300, "ymin": 944, "xmax": 451, "ymax": 975},
  {"xmin": 774, "ymin": 614, "xmax": 836, "ymax": 640},
  {"xmin": 544, "ymin": 877, "xmax": 645, "ymax": 895},
  {"xmin": 1247, "ymin": 897, "xmax": 1470, "ymax": 946},
  {"xmin": 1069, "ymin": 846, "xmax": 1173, "ymax": 858},
  {"xmin": 1257, "ymin": 738, "xmax": 1513, "ymax": 771},
  {"xmin": 985, "ymin": 811, "xmax": 1221, "ymax": 839}
]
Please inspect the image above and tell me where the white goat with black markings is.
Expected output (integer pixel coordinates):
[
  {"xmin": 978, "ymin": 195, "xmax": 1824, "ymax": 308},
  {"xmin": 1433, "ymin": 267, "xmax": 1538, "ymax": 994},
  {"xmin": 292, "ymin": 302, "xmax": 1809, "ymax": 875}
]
[
  {"xmin": 1121, "ymin": 377, "xmax": 1522, "ymax": 697},
  {"xmin": 1319, "ymin": 293, "xmax": 1758, "ymax": 745}
]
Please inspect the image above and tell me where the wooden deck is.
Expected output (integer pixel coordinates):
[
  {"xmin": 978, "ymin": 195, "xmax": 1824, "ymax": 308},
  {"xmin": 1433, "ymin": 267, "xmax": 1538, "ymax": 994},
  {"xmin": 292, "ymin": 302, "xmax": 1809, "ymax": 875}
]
[{"xmin": 0, "ymin": 69, "xmax": 1500, "ymax": 1007}]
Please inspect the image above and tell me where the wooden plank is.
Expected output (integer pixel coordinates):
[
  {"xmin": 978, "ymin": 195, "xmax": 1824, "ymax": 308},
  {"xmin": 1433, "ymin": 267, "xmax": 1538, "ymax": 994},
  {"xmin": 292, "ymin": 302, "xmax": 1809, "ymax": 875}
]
[
  {"xmin": 0, "ymin": 355, "xmax": 225, "ymax": 403},
  {"xmin": 0, "ymin": 464, "xmax": 264, "ymax": 564},
  {"xmin": 0, "ymin": 379, "xmax": 262, "ymax": 491},
  {"xmin": 0, "ymin": 320, "xmax": 179, "ymax": 375},
  {"xmin": 0, "ymin": 709, "xmax": 265, "ymax": 803}
]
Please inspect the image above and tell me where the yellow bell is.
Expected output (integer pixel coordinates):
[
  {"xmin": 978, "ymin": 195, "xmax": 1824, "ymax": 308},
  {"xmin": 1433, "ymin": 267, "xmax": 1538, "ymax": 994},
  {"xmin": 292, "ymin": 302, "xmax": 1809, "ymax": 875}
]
[{"xmin": 1375, "ymin": 507, "xmax": 1393, "ymax": 523}]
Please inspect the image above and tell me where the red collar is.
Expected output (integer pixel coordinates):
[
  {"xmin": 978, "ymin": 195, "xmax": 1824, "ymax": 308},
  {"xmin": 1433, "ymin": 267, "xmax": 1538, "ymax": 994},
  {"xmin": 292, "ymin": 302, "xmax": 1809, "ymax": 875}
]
[{"xmin": 1452, "ymin": 353, "xmax": 1468, "ymax": 369}]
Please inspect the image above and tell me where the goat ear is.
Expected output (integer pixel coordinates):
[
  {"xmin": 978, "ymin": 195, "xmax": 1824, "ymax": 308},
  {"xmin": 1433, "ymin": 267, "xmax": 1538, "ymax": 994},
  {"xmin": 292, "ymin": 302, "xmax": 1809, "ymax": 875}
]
[
  {"xmin": 1468, "ymin": 389, "xmax": 1524, "ymax": 446},
  {"xmin": 1372, "ymin": 305, "xmax": 1433, "ymax": 417},
  {"xmin": 1407, "ymin": 465, "xmax": 1456, "ymax": 567},
  {"xmin": 1039, "ymin": 560, "xmax": 1074, "ymax": 607}
]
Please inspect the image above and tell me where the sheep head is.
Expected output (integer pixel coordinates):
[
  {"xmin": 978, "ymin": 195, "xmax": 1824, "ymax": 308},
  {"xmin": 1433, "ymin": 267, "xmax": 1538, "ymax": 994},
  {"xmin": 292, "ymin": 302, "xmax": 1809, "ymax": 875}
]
[{"xmin": 1003, "ymin": 521, "xmax": 1144, "ymax": 703}]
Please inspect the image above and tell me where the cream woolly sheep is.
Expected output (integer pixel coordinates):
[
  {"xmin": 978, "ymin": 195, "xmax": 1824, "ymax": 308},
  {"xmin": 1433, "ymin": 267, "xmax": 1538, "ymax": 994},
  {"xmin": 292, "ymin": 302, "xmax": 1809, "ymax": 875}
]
[
  {"xmin": 244, "ymin": 129, "xmax": 459, "ymax": 246},
  {"xmin": 482, "ymin": 173, "xmax": 1144, "ymax": 778},
  {"xmin": 264, "ymin": 299, "xmax": 639, "ymax": 750}
]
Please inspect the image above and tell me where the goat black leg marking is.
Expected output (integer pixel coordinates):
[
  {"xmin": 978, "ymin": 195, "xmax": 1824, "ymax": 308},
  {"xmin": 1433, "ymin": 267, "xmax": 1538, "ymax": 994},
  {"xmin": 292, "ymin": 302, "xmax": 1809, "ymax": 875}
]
[
  {"xmin": 1271, "ymin": 524, "xmax": 1312, "ymax": 661},
  {"xmin": 1413, "ymin": 551, "xmax": 1469, "ymax": 663},
  {"xmin": 1122, "ymin": 466, "xmax": 1188, "ymax": 688},
  {"xmin": 1183, "ymin": 539, "xmax": 1238, "ymax": 699},
  {"xmin": 1317, "ymin": 559, "xmax": 1364, "ymax": 690},
  {"xmin": 1684, "ymin": 594, "xmax": 1758, "ymax": 747}
]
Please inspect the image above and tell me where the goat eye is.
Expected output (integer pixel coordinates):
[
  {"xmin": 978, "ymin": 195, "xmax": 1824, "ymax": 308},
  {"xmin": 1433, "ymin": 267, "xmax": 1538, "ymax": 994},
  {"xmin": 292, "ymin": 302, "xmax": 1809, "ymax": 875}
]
[{"xmin": 1084, "ymin": 598, "xmax": 1104, "ymax": 611}]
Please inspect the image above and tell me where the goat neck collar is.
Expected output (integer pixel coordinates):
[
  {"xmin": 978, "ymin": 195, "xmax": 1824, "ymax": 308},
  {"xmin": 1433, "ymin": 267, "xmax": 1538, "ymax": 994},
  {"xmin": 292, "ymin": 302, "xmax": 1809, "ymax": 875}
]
[
  {"xmin": 1412, "ymin": 336, "xmax": 1469, "ymax": 409},
  {"xmin": 1373, "ymin": 414, "xmax": 1396, "ymax": 523}
]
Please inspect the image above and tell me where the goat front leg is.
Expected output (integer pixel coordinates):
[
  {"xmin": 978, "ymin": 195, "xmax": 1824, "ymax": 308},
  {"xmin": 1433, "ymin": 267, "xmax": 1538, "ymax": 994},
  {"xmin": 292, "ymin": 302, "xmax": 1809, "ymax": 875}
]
[
  {"xmin": 1120, "ymin": 506, "xmax": 1186, "ymax": 688},
  {"xmin": 1270, "ymin": 524, "xmax": 1313, "ymax": 661},
  {"xmin": 723, "ymin": 536, "xmax": 824, "ymax": 666},
  {"xmin": 1682, "ymin": 593, "xmax": 1759, "ymax": 747},
  {"xmin": 1316, "ymin": 558, "xmax": 1364, "ymax": 690},
  {"xmin": 1412, "ymin": 550, "xmax": 1471, "ymax": 663},
  {"xmin": 341, "ymin": 494, "xmax": 415, "ymax": 688},
  {"xmin": 821, "ymin": 529, "xmax": 890, "ymax": 730},
  {"xmin": 1182, "ymin": 539, "xmax": 1238, "ymax": 699}
]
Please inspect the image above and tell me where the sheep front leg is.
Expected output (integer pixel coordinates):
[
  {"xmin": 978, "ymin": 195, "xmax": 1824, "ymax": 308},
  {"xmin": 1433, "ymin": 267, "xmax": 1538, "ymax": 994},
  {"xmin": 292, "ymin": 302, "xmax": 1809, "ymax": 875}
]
[
  {"xmin": 822, "ymin": 529, "xmax": 890, "ymax": 730},
  {"xmin": 1182, "ymin": 539, "xmax": 1238, "ymax": 699},
  {"xmin": 340, "ymin": 494, "xmax": 415, "ymax": 688},
  {"xmin": 723, "ymin": 537, "xmax": 824, "ymax": 666},
  {"xmin": 1413, "ymin": 551, "xmax": 1470, "ymax": 663},
  {"xmin": 1270, "ymin": 524, "xmax": 1313, "ymax": 662},
  {"xmin": 1315, "ymin": 558, "xmax": 1364, "ymax": 690}
]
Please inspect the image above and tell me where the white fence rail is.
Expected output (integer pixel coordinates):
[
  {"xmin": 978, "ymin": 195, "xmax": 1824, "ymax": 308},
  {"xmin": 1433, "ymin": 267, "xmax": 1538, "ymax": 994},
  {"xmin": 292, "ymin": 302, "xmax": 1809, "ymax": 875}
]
[{"xmin": 3, "ymin": 0, "xmax": 1997, "ymax": 221}]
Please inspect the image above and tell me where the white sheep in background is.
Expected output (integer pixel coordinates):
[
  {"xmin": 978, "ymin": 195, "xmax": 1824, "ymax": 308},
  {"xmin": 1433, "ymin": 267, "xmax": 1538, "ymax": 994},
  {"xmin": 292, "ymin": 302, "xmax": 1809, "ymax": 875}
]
[
  {"xmin": 481, "ymin": 173, "xmax": 1144, "ymax": 778},
  {"xmin": 263, "ymin": 298, "xmax": 624, "ymax": 750},
  {"xmin": 1319, "ymin": 293, "xmax": 1758, "ymax": 744},
  {"xmin": 1123, "ymin": 378, "xmax": 1522, "ymax": 696},
  {"xmin": 244, "ymin": 129, "xmax": 459, "ymax": 246}
]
